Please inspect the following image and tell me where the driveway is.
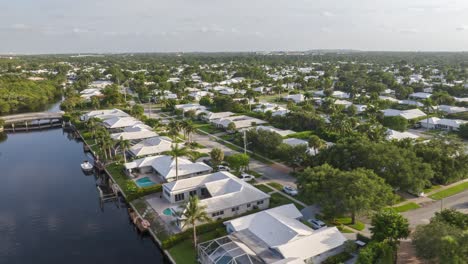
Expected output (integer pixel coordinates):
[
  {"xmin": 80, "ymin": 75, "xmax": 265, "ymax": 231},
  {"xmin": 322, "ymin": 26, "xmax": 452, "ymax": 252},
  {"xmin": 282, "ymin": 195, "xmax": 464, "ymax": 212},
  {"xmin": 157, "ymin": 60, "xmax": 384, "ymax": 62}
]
[{"xmin": 402, "ymin": 189, "xmax": 468, "ymax": 228}]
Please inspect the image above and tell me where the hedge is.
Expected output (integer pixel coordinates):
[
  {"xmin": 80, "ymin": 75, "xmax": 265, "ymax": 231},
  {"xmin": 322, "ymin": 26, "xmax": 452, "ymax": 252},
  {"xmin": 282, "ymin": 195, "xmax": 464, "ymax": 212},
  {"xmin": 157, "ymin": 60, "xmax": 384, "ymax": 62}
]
[{"xmin": 322, "ymin": 252, "xmax": 352, "ymax": 264}]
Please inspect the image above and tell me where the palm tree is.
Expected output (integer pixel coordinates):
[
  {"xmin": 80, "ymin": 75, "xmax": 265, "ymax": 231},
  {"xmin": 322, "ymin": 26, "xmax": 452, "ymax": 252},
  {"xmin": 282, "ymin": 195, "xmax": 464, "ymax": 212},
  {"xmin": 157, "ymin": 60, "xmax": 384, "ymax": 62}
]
[
  {"xmin": 168, "ymin": 120, "xmax": 181, "ymax": 141},
  {"xmin": 184, "ymin": 121, "xmax": 195, "ymax": 144},
  {"xmin": 118, "ymin": 136, "xmax": 131, "ymax": 163},
  {"xmin": 86, "ymin": 118, "xmax": 98, "ymax": 138},
  {"xmin": 178, "ymin": 196, "xmax": 210, "ymax": 248},
  {"xmin": 308, "ymin": 135, "xmax": 326, "ymax": 155},
  {"xmin": 164, "ymin": 143, "xmax": 189, "ymax": 181},
  {"xmin": 422, "ymin": 98, "xmax": 434, "ymax": 131}
]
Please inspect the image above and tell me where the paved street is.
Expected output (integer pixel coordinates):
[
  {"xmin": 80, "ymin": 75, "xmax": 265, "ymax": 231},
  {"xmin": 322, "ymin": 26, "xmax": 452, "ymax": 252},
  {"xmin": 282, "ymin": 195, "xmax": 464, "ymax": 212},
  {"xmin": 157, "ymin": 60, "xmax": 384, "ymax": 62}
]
[
  {"xmin": 144, "ymin": 106, "xmax": 298, "ymax": 187},
  {"xmin": 402, "ymin": 189, "xmax": 468, "ymax": 228}
]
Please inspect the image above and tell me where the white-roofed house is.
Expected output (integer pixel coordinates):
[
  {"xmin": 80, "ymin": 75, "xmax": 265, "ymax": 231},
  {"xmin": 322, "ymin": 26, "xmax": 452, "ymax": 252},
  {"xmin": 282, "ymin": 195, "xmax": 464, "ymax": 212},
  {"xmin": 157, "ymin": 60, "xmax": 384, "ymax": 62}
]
[
  {"xmin": 110, "ymin": 124, "xmax": 158, "ymax": 141},
  {"xmin": 198, "ymin": 204, "xmax": 347, "ymax": 264},
  {"xmin": 80, "ymin": 108, "xmax": 129, "ymax": 121},
  {"xmin": 436, "ymin": 105, "xmax": 468, "ymax": 114},
  {"xmin": 283, "ymin": 94, "xmax": 305, "ymax": 103},
  {"xmin": 102, "ymin": 116, "xmax": 143, "ymax": 130},
  {"xmin": 255, "ymin": 126, "xmax": 295, "ymax": 137},
  {"xmin": 175, "ymin": 103, "xmax": 207, "ymax": 113},
  {"xmin": 409, "ymin": 92, "xmax": 432, "ymax": 100},
  {"xmin": 124, "ymin": 155, "xmax": 212, "ymax": 182},
  {"xmin": 419, "ymin": 118, "xmax": 468, "ymax": 131},
  {"xmin": 386, "ymin": 129, "xmax": 420, "ymax": 141},
  {"xmin": 213, "ymin": 116, "xmax": 267, "ymax": 130},
  {"xmin": 148, "ymin": 171, "xmax": 270, "ymax": 230},
  {"xmin": 199, "ymin": 111, "xmax": 235, "ymax": 122},
  {"xmin": 129, "ymin": 136, "xmax": 174, "ymax": 157},
  {"xmin": 382, "ymin": 109, "xmax": 426, "ymax": 120}
]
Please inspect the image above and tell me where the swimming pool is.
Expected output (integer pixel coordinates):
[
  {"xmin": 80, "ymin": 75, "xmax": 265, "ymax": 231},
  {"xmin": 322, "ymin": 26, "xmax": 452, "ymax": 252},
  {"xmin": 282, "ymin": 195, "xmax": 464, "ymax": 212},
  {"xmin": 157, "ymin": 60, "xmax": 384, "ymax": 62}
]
[
  {"xmin": 163, "ymin": 208, "xmax": 173, "ymax": 216},
  {"xmin": 135, "ymin": 177, "xmax": 156, "ymax": 188}
]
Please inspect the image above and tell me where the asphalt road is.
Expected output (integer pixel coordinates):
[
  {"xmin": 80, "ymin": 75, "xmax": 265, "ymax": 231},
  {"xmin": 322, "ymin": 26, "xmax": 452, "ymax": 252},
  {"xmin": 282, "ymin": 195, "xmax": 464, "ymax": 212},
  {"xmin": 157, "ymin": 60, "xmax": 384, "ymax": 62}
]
[{"xmin": 402, "ymin": 190, "xmax": 468, "ymax": 228}]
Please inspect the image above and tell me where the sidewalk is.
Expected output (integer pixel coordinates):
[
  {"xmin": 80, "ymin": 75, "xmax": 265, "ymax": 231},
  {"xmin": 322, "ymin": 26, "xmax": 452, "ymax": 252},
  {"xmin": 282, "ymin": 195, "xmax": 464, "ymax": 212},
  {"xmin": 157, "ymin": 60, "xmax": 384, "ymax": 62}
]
[{"xmin": 393, "ymin": 178, "xmax": 468, "ymax": 208}]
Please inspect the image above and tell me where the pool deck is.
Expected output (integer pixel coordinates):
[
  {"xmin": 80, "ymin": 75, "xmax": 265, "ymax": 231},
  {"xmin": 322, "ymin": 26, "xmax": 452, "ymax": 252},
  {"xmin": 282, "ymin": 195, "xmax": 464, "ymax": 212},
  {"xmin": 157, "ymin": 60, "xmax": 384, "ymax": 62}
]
[
  {"xmin": 145, "ymin": 193, "xmax": 183, "ymax": 234},
  {"xmin": 132, "ymin": 173, "xmax": 165, "ymax": 187}
]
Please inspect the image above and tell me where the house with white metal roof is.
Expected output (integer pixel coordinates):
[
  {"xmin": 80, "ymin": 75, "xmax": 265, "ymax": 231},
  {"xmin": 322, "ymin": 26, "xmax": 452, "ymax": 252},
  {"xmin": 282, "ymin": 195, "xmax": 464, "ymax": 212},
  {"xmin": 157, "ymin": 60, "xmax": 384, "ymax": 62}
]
[
  {"xmin": 419, "ymin": 117, "xmax": 467, "ymax": 131},
  {"xmin": 382, "ymin": 109, "xmax": 426, "ymax": 120},
  {"xmin": 102, "ymin": 116, "xmax": 143, "ymax": 129},
  {"xmin": 198, "ymin": 204, "xmax": 347, "ymax": 264},
  {"xmin": 255, "ymin": 126, "xmax": 295, "ymax": 137},
  {"xmin": 409, "ymin": 92, "xmax": 432, "ymax": 100},
  {"xmin": 129, "ymin": 136, "xmax": 174, "ymax": 157},
  {"xmin": 124, "ymin": 155, "xmax": 212, "ymax": 182},
  {"xmin": 162, "ymin": 171, "xmax": 270, "ymax": 223},
  {"xmin": 386, "ymin": 129, "xmax": 420, "ymax": 141},
  {"xmin": 111, "ymin": 124, "xmax": 158, "ymax": 141},
  {"xmin": 213, "ymin": 116, "xmax": 267, "ymax": 130},
  {"xmin": 80, "ymin": 108, "xmax": 129, "ymax": 121},
  {"xmin": 283, "ymin": 94, "xmax": 305, "ymax": 103}
]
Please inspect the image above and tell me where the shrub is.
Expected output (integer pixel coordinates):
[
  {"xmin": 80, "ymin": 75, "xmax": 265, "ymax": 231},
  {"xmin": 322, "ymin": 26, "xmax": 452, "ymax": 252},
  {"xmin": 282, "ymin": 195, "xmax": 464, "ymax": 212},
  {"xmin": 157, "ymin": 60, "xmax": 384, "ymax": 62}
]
[{"xmin": 322, "ymin": 252, "xmax": 352, "ymax": 264}]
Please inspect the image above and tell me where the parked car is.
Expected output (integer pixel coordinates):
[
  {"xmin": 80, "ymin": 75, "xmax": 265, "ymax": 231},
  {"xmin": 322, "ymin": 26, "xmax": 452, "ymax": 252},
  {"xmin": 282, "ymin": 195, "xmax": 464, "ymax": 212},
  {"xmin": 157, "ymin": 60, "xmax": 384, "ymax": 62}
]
[
  {"xmin": 307, "ymin": 219, "xmax": 327, "ymax": 230},
  {"xmin": 282, "ymin": 186, "xmax": 298, "ymax": 196},
  {"xmin": 240, "ymin": 173, "xmax": 254, "ymax": 182},
  {"xmin": 217, "ymin": 165, "xmax": 230, "ymax": 171}
]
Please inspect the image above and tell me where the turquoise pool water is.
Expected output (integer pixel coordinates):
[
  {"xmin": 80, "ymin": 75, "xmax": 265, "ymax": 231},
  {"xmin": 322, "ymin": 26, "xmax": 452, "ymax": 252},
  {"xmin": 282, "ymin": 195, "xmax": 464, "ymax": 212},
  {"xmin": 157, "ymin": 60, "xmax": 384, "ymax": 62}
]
[
  {"xmin": 163, "ymin": 208, "xmax": 173, "ymax": 216},
  {"xmin": 135, "ymin": 177, "xmax": 156, "ymax": 188}
]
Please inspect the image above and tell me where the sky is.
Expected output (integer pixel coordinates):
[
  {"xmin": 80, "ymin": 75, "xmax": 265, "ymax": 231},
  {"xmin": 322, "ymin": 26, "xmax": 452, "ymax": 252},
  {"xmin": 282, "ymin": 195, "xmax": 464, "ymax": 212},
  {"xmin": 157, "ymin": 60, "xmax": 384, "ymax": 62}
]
[{"xmin": 1, "ymin": 0, "xmax": 468, "ymax": 54}]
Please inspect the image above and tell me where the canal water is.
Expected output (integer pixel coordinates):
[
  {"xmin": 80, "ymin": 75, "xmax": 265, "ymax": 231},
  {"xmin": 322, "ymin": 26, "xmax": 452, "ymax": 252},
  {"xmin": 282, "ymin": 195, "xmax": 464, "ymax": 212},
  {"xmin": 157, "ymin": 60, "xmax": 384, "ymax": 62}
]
[{"xmin": 0, "ymin": 103, "xmax": 166, "ymax": 263}]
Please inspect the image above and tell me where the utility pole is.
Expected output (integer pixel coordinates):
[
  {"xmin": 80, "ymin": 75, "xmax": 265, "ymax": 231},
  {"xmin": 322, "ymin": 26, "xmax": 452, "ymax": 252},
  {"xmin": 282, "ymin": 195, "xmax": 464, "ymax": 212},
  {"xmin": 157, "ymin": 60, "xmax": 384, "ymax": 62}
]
[{"xmin": 243, "ymin": 130, "xmax": 247, "ymax": 154}]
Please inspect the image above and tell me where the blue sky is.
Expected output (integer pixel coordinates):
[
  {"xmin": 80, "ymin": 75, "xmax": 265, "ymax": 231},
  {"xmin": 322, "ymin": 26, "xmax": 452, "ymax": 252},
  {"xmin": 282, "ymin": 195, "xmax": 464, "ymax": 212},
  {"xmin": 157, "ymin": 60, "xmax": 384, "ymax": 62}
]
[{"xmin": 1, "ymin": 0, "xmax": 468, "ymax": 53}]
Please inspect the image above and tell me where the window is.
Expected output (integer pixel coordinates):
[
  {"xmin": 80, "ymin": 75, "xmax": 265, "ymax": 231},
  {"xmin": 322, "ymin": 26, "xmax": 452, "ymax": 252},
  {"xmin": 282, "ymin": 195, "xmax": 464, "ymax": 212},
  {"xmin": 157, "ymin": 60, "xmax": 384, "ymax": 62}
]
[
  {"xmin": 212, "ymin": 210, "xmax": 224, "ymax": 217},
  {"xmin": 231, "ymin": 207, "xmax": 239, "ymax": 212},
  {"xmin": 189, "ymin": 190, "xmax": 197, "ymax": 197},
  {"xmin": 247, "ymin": 203, "xmax": 251, "ymax": 208},
  {"xmin": 257, "ymin": 200, "xmax": 264, "ymax": 205},
  {"xmin": 175, "ymin": 193, "xmax": 185, "ymax": 202}
]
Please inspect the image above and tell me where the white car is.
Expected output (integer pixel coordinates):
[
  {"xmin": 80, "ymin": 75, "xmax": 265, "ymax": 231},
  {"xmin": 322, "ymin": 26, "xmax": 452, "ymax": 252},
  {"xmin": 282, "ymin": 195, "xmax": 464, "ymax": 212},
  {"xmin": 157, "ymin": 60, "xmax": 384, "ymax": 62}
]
[
  {"xmin": 217, "ymin": 165, "xmax": 231, "ymax": 172},
  {"xmin": 307, "ymin": 219, "xmax": 327, "ymax": 230},
  {"xmin": 240, "ymin": 173, "xmax": 254, "ymax": 182},
  {"xmin": 282, "ymin": 186, "xmax": 298, "ymax": 196}
]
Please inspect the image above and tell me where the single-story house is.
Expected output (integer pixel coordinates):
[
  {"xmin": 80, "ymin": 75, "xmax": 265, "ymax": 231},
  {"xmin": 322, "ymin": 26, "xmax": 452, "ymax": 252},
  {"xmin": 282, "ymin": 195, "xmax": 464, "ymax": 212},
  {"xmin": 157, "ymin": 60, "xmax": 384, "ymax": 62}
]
[
  {"xmin": 255, "ymin": 126, "xmax": 295, "ymax": 137},
  {"xmin": 161, "ymin": 171, "xmax": 270, "ymax": 228},
  {"xmin": 283, "ymin": 94, "xmax": 305, "ymax": 103},
  {"xmin": 283, "ymin": 138, "xmax": 308, "ymax": 147},
  {"xmin": 213, "ymin": 116, "xmax": 267, "ymax": 130},
  {"xmin": 124, "ymin": 155, "xmax": 212, "ymax": 182},
  {"xmin": 80, "ymin": 88, "xmax": 103, "ymax": 101},
  {"xmin": 419, "ymin": 117, "xmax": 467, "ymax": 131},
  {"xmin": 102, "ymin": 116, "xmax": 142, "ymax": 129},
  {"xmin": 175, "ymin": 103, "xmax": 207, "ymax": 113},
  {"xmin": 409, "ymin": 92, "xmax": 432, "ymax": 100},
  {"xmin": 199, "ymin": 111, "xmax": 235, "ymax": 121},
  {"xmin": 382, "ymin": 109, "xmax": 427, "ymax": 120},
  {"xmin": 198, "ymin": 204, "xmax": 347, "ymax": 264},
  {"xmin": 111, "ymin": 124, "xmax": 158, "ymax": 141},
  {"xmin": 386, "ymin": 129, "xmax": 420, "ymax": 141},
  {"xmin": 129, "ymin": 136, "xmax": 173, "ymax": 157},
  {"xmin": 81, "ymin": 108, "xmax": 129, "ymax": 121},
  {"xmin": 436, "ymin": 105, "xmax": 468, "ymax": 114}
]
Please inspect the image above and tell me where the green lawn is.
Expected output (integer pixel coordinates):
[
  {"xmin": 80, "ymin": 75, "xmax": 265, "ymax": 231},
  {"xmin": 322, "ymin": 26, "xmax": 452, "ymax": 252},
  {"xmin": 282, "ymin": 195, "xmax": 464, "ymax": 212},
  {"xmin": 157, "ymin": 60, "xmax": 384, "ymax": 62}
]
[
  {"xmin": 335, "ymin": 217, "xmax": 366, "ymax": 231},
  {"xmin": 168, "ymin": 230, "xmax": 226, "ymax": 264},
  {"xmin": 270, "ymin": 193, "xmax": 304, "ymax": 210},
  {"xmin": 195, "ymin": 123, "xmax": 223, "ymax": 134},
  {"xmin": 267, "ymin": 182, "xmax": 284, "ymax": 191},
  {"xmin": 393, "ymin": 202, "xmax": 421, "ymax": 213},
  {"xmin": 429, "ymin": 182, "xmax": 468, "ymax": 200},
  {"xmin": 423, "ymin": 185, "xmax": 442, "ymax": 194},
  {"xmin": 254, "ymin": 184, "xmax": 275, "ymax": 193},
  {"xmin": 285, "ymin": 131, "xmax": 315, "ymax": 139}
]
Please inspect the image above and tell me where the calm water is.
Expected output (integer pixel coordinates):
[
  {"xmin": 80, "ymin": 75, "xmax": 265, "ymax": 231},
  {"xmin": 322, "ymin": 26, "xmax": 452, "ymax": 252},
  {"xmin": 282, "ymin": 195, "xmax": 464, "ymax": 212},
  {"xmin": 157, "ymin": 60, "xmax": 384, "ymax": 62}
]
[{"xmin": 0, "ymin": 128, "xmax": 165, "ymax": 264}]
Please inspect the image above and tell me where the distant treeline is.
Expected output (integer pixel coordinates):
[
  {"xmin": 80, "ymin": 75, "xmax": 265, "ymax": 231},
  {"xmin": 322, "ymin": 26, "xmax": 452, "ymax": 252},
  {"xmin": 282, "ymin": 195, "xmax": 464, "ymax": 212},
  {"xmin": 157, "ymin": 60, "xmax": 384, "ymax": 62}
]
[{"xmin": 0, "ymin": 75, "xmax": 63, "ymax": 115}]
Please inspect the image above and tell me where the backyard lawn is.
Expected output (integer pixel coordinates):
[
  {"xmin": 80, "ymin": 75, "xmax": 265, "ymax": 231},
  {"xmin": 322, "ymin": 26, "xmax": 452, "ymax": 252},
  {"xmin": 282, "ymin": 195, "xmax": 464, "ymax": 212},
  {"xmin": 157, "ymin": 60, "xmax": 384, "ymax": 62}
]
[
  {"xmin": 168, "ymin": 230, "xmax": 227, "ymax": 264},
  {"xmin": 254, "ymin": 184, "xmax": 275, "ymax": 193}
]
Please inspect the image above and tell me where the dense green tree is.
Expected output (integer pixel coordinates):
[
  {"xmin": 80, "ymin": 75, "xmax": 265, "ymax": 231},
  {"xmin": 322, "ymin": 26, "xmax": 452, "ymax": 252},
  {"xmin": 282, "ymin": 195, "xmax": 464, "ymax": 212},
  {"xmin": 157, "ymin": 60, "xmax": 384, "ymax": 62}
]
[
  {"xmin": 210, "ymin": 148, "xmax": 224, "ymax": 171},
  {"xmin": 297, "ymin": 164, "xmax": 394, "ymax": 223},
  {"xmin": 370, "ymin": 208, "xmax": 410, "ymax": 245},
  {"xmin": 382, "ymin": 116, "xmax": 408, "ymax": 132},
  {"xmin": 226, "ymin": 153, "xmax": 250, "ymax": 172}
]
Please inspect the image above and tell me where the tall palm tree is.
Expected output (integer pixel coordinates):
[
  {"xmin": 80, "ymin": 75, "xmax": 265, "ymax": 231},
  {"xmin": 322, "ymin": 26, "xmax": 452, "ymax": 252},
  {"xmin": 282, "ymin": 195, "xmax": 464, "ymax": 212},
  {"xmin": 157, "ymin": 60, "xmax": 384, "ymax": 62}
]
[
  {"xmin": 168, "ymin": 120, "xmax": 181, "ymax": 141},
  {"xmin": 118, "ymin": 136, "xmax": 131, "ymax": 163},
  {"xmin": 422, "ymin": 98, "xmax": 434, "ymax": 131},
  {"xmin": 164, "ymin": 143, "xmax": 188, "ymax": 181},
  {"xmin": 86, "ymin": 118, "xmax": 98, "ymax": 138},
  {"xmin": 179, "ymin": 196, "xmax": 210, "ymax": 248},
  {"xmin": 184, "ymin": 121, "xmax": 195, "ymax": 144}
]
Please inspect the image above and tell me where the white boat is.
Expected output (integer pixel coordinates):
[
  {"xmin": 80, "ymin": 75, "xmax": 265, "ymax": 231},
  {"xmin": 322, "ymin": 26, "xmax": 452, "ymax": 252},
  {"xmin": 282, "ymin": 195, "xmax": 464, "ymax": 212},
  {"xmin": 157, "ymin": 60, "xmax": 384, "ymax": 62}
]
[{"xmin": 81, "ymin": 160, "xmax": 94, "ymax": 171}]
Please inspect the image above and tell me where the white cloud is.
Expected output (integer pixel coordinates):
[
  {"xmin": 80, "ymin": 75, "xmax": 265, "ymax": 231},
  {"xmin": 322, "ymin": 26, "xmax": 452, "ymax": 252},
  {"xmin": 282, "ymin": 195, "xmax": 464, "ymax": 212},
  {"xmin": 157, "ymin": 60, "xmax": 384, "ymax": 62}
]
[
  {"xmin": 321, "ymin": 11, "xmax": 334, "ymax": 17},
  {"xmin": 456, "ymin": 26, "xmax": 467, "ymax": 31}
]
